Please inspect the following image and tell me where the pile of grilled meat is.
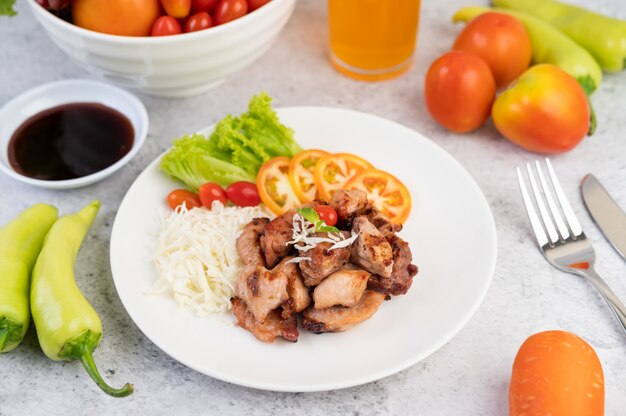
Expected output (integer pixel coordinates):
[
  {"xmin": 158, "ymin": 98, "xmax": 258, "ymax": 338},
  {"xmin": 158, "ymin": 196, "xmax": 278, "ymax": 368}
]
[{"xmin": 231, "ymin": 189, "xmax": 418, "ymax": 343}]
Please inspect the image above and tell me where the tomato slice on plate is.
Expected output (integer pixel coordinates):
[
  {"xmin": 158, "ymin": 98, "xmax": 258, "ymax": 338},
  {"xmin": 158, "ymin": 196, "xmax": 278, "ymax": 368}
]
[
  {"xmin": 314, "ymin": 153, "xmax": 374, "ymax": 201},
  {"xmin": 288, "ymin": 149, "xmax": 329, "ymax": 203},
  {"xmin": 345, "ymin": 169, "xmax": 412, "ymax": 224},
  {"xmin": 257, "ymin": 156, "xmax": 301, "ymax": 215}
]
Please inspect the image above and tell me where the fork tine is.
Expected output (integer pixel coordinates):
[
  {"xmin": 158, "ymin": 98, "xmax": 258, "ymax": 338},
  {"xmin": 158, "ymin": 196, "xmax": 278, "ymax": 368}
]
[
  {"xmin": 545, "ymin": 159, "xmax": 584, "ymax": 238},
  {"xmin": 535, "ymin": 160, "xmax": 570, "ymax": 240},
  {"xmin": 517, "ymin": 167, "xmax": 549, "ymax": 248},
  {"xmin": 526, "ymin": 163, "xmax": 560, "ymax": 245}
]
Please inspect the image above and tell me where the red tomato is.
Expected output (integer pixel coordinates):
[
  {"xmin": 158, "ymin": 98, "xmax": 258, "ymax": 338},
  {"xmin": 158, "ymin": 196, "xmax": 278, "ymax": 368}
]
[
  {"xmin": 213, "ymin": 0, "xmax": 248, "ymax": 25},
  {"xmin": 453, "ymin": 12, "xmax": 532, "ymax": 88},
  {"xmin": 492, "ymin": 64, "xmax": 590, "ymax": 153},
  {"xmin": 185, "ymin": 12, "xmax": 213, "ymax": 32},
  {"xmin": 151, "ymin": 16, "xmax": 183, "ymax": 36},
  {"xmin": 72, "ymin": 0, "xmax": 161, "ymax": 36},
  {"xmin": 226, "ymin": 181, "xmax": 261, "ymax": 207},
  {"xmin": 424, "ymin": 50, "xmax": 496, "ymax": 133},
  {"xmin": 314, "ymin": 205, "xmax": 338, "ymax": 227},
  {"xmin": 192, "ymin": 0, "xmax": 218, "ymax": 13},
  {"xmin": 167, "ymin": 189, "xmax": 201, "ymax": 210},
  {"xmin": 161, "ymin": 0, "xmax": 191, "ymax": 18},
  {"xmin": 198, "ymin": 182, "xmax": 228, "ymax": 207},
  {"xmin": 247, "ymin": 0, "xmax": 270, "ymax": 12}
]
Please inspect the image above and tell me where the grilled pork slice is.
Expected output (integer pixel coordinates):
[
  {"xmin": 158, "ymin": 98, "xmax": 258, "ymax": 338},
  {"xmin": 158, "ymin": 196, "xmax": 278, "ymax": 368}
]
[
  {"xmin": 368, "ymin": 233, "xmax": 418, "ymax": 296},
  {"xmin": 365, "ymin": 205, "xmax": 402, "ymax": 236},
  {"xmin": 302, "ymin": 290, "xmax": 386, "ymax": 333},
  {"xmin": 313, "ymin": 266, "xmax": 369, "ymax": 309},
  {"xmin": 260, "ymin": 201, "xmax": 326, "ymax": 268},
  {"xmin": 329, "ymin": 189, "xmax": 368, "ymax": 227},
  {"xmin": 299, "ymin": 231, "xmax": 351, "ymax": 286},
  {"xmin": 234, "ymin": 264, "xmax": 289, "ymax": 323},
  {"xmin": 275, "ymin": 257, "xmax": 311, "ymax": 318},
  {"xmin": 237, "ymin": 217, "xmax": 270, "ymax": 267},
  {"xmin": 350, "ymin": 216, "xmax": 394, "ymax": 278},
  {"xmin": 231, "ymin": 297, "xmax": 298, "ymax": 343}
]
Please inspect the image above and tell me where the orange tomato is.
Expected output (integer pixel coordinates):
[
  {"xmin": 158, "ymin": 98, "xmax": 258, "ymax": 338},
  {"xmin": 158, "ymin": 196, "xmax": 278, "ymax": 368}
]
[
  {"xmin": 492, "ymin": 64, "xmax": 590, "ymax": 153},
  {"xmin": 257, "ymin": 157, "xmax": 301, "ymax": 215},
  {"xmin": 345, "ymin": 169, "xmax": 411, "ymax": 224},
  {"xmin": 161, "ymin": 0, "xmax": 191, "ymax": 18},
  {"xmin": 509, "ymin": 330, "xmax": 604, "ymax": 416},
  {"xmin": 453, "ymin": 12, "xmax": 532, "ymax": 88},
  {"xmin": 424, "ymin": 51, "xmax": 496, "ymax": 133},
  {"xmin": 288, "ymin": 149, "xmax": 329, "ymax": 203},
  {"xmin": 72, "ymin": 0, "xmax": 161, "ymax": 36},
  {"xmin": 313, "ymin": 153, "xmax": 374, "ymax": 201}
]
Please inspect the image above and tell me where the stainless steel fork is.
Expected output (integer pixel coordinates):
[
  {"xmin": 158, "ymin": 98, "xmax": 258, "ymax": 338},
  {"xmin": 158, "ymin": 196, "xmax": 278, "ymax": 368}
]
[{"xmin": 517, "ymin": 158, "xmax": 626, "ymax": 333}]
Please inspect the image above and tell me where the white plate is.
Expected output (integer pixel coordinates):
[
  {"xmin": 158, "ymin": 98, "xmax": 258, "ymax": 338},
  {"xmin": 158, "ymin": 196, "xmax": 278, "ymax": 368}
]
[{"xmin": 110, "ymin": 107, "xmax": 497, "ymax": 392}]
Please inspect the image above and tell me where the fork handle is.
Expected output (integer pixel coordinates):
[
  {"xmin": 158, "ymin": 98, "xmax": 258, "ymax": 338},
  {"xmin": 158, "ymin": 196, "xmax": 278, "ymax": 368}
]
[{"xmin": 579, "ymin": 268, "xmax": 626, "ymax": 333}]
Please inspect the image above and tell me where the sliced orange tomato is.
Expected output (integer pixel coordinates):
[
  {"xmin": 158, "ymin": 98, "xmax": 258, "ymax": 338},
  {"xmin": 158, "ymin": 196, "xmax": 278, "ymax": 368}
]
[
  {"xmin": 345, "ymin": 169, "xmax": 412, "ymax": 223},
  {"xmin": 314, "ymin": 153, "xmax": 374, "ymax": 201},
  {"xmin": 257, "ymin": 156, "xmax": 301, "ymax": 215},
  {"xmin": 288, "ymin": 149, "xmax": 329, "ymax": 203}
]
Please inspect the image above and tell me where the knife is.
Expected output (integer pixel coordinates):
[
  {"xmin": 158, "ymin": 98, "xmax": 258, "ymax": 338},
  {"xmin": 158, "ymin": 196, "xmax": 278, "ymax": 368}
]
[{"xmin": 581, "ymin": 174, "xmax": 626, "ymax": 260}]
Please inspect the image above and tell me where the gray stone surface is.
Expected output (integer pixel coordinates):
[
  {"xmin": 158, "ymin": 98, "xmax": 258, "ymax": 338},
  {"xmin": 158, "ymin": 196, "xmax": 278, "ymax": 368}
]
[{"xmin": 1, "ymin": 0, "xmax": 626, "ymax": 414}]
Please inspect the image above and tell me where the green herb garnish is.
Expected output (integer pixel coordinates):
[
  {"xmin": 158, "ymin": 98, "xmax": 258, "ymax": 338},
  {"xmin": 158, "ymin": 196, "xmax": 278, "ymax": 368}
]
[
  {"xmin": 0, "ymin": 0, "xmax": 17, "ymax": 16},
  {"xmin": 297, "ymin": 207, "xmax": 341, "ymax": 234}
]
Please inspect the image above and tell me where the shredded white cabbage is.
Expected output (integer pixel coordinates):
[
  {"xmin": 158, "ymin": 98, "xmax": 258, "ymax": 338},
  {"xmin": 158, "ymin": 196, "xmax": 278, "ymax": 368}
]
[
  {"xmin": 149, "ymin": 201, "xmax": 271, "ymax": 316},
  {"xmin": 286, "ymin": 213, "xmax": 357, "ymax": 262}
]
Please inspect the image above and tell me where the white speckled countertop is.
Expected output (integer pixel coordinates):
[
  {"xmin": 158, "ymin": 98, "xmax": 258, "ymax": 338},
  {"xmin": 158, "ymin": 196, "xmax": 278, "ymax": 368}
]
[{"xmin": 1, "ymin": 0, "xmax": 626, "ymax": 414}]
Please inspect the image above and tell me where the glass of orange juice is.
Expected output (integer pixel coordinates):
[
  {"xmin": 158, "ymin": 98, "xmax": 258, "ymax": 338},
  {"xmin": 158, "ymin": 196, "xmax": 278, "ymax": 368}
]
[{"xmin": 328, "ymin": 0, "xmax": 421, "ymax": 81}]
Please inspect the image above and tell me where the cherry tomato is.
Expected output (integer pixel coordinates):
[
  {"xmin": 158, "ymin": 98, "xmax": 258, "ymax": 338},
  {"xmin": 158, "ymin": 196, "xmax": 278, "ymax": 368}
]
[
  {"xmin": 453, "ymin": 12, "xmax": 532, "ymax": 88},
  {"xmin": 213, "ymin": 0, "xmax": 248, "ymax": 26},
  {"xmin": 345, "ymin": 169, "xmax": 412, "ymax": 224},
  {"xmin": 167, "ymin": 189, "xmax": 202, "ymax": 210},
  {"xmin": 424, "ymin": 50, "xmax": 496, "ymax": 133},
  {"xmin": 192, "ymin": 0, "xmax": 218, "ymax": 13},
  {"xmin": 247, "ymin": 0, "xmax": 270, "ymax": 12},
  {"xmin": 184, "ymin": 12, "xmax": 213, "ymax": 32},
  {"xmin": 151, "ymin": 16, "xmax": 183, "ymax": 36},
  {"xmin": 226, "ymin": 181, "xmax": 261, "ymax": 207},
  {"xmin": 313, "ymin": 153, "xmax": 374, "ymax": 201},
  {"xmin": 314, "ymin": 206, "xmax": 338, "ymax": 227},
  {"xmin": 198, "ymin": 182, "xmax": 228, "ymax": 207},
  {"xmin": 161, "ymin": 0, "xmax": 191, "ymax": 18},
  {"xmin": 257, "ymin": 157, "xmax": 301, "ymax": 215},
  {"xmin": 72, "ymin": 0, "xmax": 161, "ymax": 36}
]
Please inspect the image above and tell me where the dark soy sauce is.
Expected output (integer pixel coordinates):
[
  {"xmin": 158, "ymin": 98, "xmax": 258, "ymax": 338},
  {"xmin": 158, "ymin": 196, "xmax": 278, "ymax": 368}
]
[{"xmin": 8, "ymin": 103, "xmax": 134, "ymax": 181}]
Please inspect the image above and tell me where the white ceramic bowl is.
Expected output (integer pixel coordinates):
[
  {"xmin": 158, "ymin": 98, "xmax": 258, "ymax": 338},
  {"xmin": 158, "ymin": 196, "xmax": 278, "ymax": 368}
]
[
  {"xmin": 28, "ymin": 0, "xmax": 296, "ymax": 98},
  {"xmin": 0, "ymin": 79, "xmax": 149, "ymax": 189}
]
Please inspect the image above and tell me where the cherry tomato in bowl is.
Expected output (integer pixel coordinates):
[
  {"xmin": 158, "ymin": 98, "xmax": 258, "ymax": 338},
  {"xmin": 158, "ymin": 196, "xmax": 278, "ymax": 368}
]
[
  {"xmin": 226, "ymin": 181, "xmax": 261, "ymax": 207},
  {"xmin": 213, "ymin": 0, "xmax": 248, "ymax": 25},
  {"xmin": 185, "ymin": 12, "xmax": 213, "ymax": 32},
  {"xmin": 167, "ymin": 189, "xmax": 202, "ymax": 210},
  {"xmin": 151, "ymin": 16, "xmax": 183, "ymax": 36},
  {"xmin": 192, "ymin": 0, "xmax": 218, "ymax": 13},
  {"xmin": 198, "ymin": 182, "xmax": 228, "ymax": 207},
  {"xmin": 248, "ymin": 0, "xmax": 270, "ymax": 12},
  {"xmin": 314, "ymin": 205, "xmax": 338, "ymax": 227},
  {"xmin": 161, "ymin": 0, "xmax": 192, "ymax": 18},
  {"xmin": 72, "ymin": 0, "xmax": 161, "ymax": 37}
]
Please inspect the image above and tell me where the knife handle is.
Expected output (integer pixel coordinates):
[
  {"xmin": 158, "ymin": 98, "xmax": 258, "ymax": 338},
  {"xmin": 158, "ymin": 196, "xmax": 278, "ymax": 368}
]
[{"xmin": 579, "ymin": 267, "xmax": 626, "ymax": 334}]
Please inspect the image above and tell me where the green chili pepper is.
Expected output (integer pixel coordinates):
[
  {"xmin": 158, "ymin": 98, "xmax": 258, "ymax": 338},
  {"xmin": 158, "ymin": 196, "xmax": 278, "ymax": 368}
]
[
  {"xmin": 493, "ymin": 0, "xmax": 626, "ymax": 72},
  {"xmin": 453, "ymin": 6, "xmax": 603, "ymax": 94},
  {"xmin": 0, "ymin": 204, "xmax": 58, "ymax": 353},
  {"xmin": 31, "ymin": 200, "xmax": 133, "ymax": 398}
]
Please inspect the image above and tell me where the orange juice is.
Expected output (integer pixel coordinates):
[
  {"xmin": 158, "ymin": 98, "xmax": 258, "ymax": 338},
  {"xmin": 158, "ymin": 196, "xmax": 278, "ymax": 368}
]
[{"xmin": 328, "ymin": 0, "xmax": 421, "ymax": 81}]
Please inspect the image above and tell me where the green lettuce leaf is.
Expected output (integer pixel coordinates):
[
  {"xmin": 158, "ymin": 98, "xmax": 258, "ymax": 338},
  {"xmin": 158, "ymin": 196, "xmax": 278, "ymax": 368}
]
[
  {"xmin": 160, "ymin": 134, "xmax": 255, "ymax": 191},
  {"xmin": 0, "ymin": 0, "xmax": 16, "ymax": 16}
]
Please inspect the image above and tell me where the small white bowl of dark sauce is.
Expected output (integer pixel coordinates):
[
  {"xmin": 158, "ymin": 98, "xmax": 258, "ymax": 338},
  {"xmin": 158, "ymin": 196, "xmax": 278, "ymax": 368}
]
[{"xmin": 0, "ymin": 79, "xmax": 148, "ymax": 189}]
